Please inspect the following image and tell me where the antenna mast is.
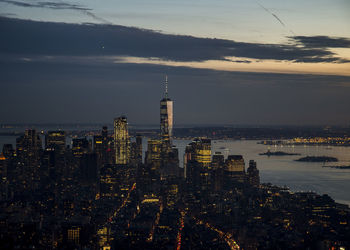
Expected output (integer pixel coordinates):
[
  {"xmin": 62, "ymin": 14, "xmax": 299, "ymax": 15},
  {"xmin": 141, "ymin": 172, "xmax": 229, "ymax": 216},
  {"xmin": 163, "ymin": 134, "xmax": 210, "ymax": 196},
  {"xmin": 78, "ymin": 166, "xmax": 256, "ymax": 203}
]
[{"xmin": 165, "ymin": 75, "xmax": 168, "ymax": 99}]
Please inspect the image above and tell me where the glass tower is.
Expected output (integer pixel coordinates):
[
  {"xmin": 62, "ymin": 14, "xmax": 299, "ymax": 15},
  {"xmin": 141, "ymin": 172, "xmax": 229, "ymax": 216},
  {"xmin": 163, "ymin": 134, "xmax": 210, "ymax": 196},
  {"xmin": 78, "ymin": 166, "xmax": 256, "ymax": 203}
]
[
  {"xmin": 160, "ymin": 75, "xmax": 173, "ymax": 144},
  {"xmin": 114, "ymin": 116, "xmax": 129, "ymax": 165}
]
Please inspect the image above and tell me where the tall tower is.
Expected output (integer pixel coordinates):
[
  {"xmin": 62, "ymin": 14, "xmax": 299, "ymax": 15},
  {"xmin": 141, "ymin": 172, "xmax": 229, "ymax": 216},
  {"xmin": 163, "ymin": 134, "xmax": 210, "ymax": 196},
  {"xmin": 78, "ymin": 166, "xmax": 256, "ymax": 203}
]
[
  {"xmin": 160, "ymin": 75, "xmax": 173, "ymax": 143},
  {"xmin": 114, "ymin": 116, "xmax": 129, "ymax": 165}
]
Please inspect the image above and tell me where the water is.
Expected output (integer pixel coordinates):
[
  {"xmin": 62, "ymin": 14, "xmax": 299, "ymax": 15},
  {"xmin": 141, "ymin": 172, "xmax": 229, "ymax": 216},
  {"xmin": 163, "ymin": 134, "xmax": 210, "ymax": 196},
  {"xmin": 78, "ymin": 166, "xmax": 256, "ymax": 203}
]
[
  {"xmin": 171, "ymin": 139, "xmax": 350, "ymax": 206},
  {"xmin": 2, "ymin": 135, "xmax": 350, "ymax": 206}
]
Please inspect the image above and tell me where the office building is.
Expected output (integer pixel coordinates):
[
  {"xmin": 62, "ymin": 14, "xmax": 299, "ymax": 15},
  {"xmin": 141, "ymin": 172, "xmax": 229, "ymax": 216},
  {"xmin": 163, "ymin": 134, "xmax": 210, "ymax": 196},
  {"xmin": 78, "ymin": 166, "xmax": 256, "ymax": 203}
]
[
  {"xmin": 160, "ymin": 76, "xmax": 173, "ymax": 145},
  {"xmin": 46, "ymin": 131, "xmax": 66, "ymax": 154},
  {"xmin": 145, "ymin": 139, "xmax": 162, "ymax": 171},
  {"xmin": 225, "ymin": 155, "xmax": 246, "ymax": 183},
  {"xmin": 114, "ymin": 116, "xmax": 130, "ymax": 165},
  {"xmin": 72, "ymin": 138, "xmax": 90, "ymax": 158},
  {"xmin": 247, "ymin": 160, "xmax": 260, "ymax": 187}
]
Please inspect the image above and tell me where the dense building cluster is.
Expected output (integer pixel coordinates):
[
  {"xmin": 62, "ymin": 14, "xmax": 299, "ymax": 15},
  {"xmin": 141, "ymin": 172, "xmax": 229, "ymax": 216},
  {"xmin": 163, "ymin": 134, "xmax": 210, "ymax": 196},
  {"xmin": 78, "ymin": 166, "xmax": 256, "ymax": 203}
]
[{"xmin": 0, "ymin": 79, "xmax": 349, "ymax": 249}]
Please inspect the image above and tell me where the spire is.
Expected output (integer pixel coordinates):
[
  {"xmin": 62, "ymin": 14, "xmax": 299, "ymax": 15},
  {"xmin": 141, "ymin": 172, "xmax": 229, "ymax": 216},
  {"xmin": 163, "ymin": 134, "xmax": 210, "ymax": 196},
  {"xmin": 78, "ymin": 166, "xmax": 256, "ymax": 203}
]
[{"xmin": 165, "ymin": 75, "xmax": 168, "ymax": 99}]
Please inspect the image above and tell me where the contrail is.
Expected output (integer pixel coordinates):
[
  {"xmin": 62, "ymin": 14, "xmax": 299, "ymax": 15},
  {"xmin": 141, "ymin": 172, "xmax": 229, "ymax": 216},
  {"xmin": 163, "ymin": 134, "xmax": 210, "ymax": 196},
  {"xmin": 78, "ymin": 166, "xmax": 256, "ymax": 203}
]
[
  {"xmin": 255, "ymin": 1, "xmax": 295, "ymax": 36},
  {"xmin": 271, "ymin": 13, "xmax": 285, "ymax": 27},
  {"xmin": 80, "ymin": 9, "xmax": 113, "ymax": 25},
  {"xmin": 54, "ymin": 0, "xmax": 113, "ymax": 25}
]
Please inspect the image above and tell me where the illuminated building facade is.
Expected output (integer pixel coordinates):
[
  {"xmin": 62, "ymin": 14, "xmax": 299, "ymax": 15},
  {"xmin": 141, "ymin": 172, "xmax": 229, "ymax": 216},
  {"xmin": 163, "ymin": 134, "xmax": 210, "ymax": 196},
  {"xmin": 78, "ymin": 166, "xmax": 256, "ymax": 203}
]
[
  {"xmin": 67, "ymin": 227, "xmax": 80, "ymax": 244},
  {"xmin": 186, "ymin": 138, "xmax": 212, "ymax": 168},
  {"xmin": 184, "ymin": 138, "xmax": 212, "ymax": 191},
  {"xmin": 160, "ymin": 76, "xmax": 173, "ymax": 145},
  {"xmin": 225, "ymin": 155, "xmax": 246, "ymax": 183},
  {"xmin": 45, "ymin": 131, "xmax": 66, "ymax": 154},
  {"xmin": 114, "ymin": 116, "xmax": 130, "ymax": 165},
  {"xmin": 93, "ymin": 135, "xmax": 103, "ymax": 163},
  {"xmin": 99, "ymin": 164, "xmax": 118, "ymax": 197},
  {"xmin": 72, "ymin": 138, "xmax": 90, "ymax": 158},
  {"xmin": 145, "ymin": 139, "xmax": 162, "ymax": 170}
]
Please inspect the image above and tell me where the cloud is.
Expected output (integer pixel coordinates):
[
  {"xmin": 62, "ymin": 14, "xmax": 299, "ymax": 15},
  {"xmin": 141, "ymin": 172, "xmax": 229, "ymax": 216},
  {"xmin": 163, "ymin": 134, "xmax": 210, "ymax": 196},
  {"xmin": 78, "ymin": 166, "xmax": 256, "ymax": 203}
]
[
  {"xmin": 0, "ymin": 17, "xmax": 349, "ymax": 64},
  {"xmin": 1, "ymin": 59, "xmax": 350, "ymax": 125},
  {"xmin": 0, "ymin": 0, "xmax": 91, "ymax": 10},
  {"xmin": 0, "ymin": 0, "xmax": 113, "ymax": 24},
  {"xmin": 0, "ymin": 12, "xmax": 16, "ymax": 17},
  {"xmin": 291, "ymin": 36, "xmax": 350, "ymax": 49}
]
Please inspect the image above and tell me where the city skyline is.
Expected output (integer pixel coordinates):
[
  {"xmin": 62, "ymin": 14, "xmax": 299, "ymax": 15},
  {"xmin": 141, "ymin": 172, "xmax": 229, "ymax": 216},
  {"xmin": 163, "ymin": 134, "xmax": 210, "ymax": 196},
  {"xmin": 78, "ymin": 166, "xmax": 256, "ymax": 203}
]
[
  {"xmin": 1, "ymin": 87, "xmax": 350, "ymax": 248},
  {"xmin": 1, "ymin": 2, "xmax": 350, "ymax": 247}
]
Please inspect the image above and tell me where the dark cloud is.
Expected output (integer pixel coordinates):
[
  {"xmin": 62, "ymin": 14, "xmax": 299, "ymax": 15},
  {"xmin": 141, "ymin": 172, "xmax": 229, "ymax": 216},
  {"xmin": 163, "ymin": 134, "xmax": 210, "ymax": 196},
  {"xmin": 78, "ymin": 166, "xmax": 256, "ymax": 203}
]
[
  {"xmin": 291, "ymin": 36, "xmax": 350, "ymax": 48},
  {"xmin": 0, "ymin": 12, "xmax": 16, "ymax": 17},
  {"xmin": 0, "ymin": 17, "xmax": 349, "ymax": 63},
  {"xmin": 0, "ymin": 0, "xmax": 91, "ymax": 10},
  {"xmin": 0, "ymin": 1, "xmax": 112, "ymax": 24},
  {"xmin": 1, "ymin": 60, "xmax": 350, "ymax": 125},
  {"xmin": 226, "ymin": 59, "xmax": 252, "ymax": 64}
]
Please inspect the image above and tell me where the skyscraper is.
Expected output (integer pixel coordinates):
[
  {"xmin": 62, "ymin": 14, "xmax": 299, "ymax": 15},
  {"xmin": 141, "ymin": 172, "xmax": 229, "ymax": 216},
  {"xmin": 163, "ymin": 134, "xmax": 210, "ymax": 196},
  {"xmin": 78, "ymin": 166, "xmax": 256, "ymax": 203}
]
[
  {"xmin": 158, "ymin": 76, "xmax": 180, "ymax": 178},
  {"xmin": 72, "ymin": 138, "xmax": 90, "ymax": 158},
  {"xmin": 114, "ymin": 116, "xmax": 130, "ymax": 165},
  {"xmin": 145, "ymin": 139, "xmax": 162, "ymax": 170},
  {"xmin": 247, "ymin": 160, "xmax": 260, "ymax": 187},
  {"xmin": 46, "ymin": 131, "xmax": 66, "ymax": 155},
  {"xmin": 225, "ymin": 155, "xmax": 246, "ymax": 183},
  {"xmin": 160, "ymin": 75, "xmax": 173, "ymax": 144},
  {"xmin": 184, "ymin": 138, "xmax": 212, "ymax": 191},
  {"xmin": 16, "ymin": 129, "xmax": 42, "ymax": 166},
  {"xmin": 185, "ymin": 138, "xmax": 212, "ymax": 169}
]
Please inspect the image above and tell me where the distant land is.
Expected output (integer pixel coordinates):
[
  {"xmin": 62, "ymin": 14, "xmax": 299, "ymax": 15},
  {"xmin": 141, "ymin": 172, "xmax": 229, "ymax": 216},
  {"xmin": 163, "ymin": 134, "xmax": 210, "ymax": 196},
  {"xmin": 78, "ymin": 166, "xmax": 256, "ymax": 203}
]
[
  {"xmin": 295, "ymin": 156, "xmax": 338, "ymax": 162},
  {"xmin": 1, "ymin": 124, "xmax": 350, "ymax": 141},
  {"xmin": 323, "ymin": 165, "xmax": 350, "ymax": 169},
  {"xmin": 259, "ymin": 151, "xmax": 301, "ymax": 156}
]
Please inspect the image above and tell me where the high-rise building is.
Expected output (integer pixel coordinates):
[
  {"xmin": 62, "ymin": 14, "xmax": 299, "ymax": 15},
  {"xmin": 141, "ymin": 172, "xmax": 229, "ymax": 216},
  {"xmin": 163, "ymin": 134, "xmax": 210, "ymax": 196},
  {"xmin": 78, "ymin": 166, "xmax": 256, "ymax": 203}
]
[
  {"xmin": 186, "ymin": 138, "xmax": 212, "ymax": 168},
  {"xmin": 15, "ymin": 129, "xmax": 42, "ymax": 192},
  {"xmin": 72, "ymin": 138, "xmax": 90, "ymax": 158},
  {"xmin": 114, "ymin": 116, "xmax": 130, "ymax": 165},
  {"xmin": 16, "ymin": 129, "xmax": 42, "ymax": 166},
  {"xmin": 95, "ymin": 126, "xmax": 114, "ymax": 165},
  {"xmin": 212, "ymin": 152, "xmax": 225, "ymax": 191},
  {"xmin": 130, "ymin": 134, "xmax": 143, "ymax": 167},
  {"xmin": 158, "ymin": 76, "xmax": 180, "ymax": 178},
  {"xmin": 212, "ymin": 152, "xmax": 224, "ymax": 169},
  {"xmin": 135, "ymin": 134, "xmax": 142, "ymax": 164},
  {"xmin": 101, "ymin": 126, "xmax": 110, "ymax": 164},
  {"xmin": 145, "ymin": 139, "xmax": 162, "ymax": 170},
  {"xmin": 225, "ymin": 155, "xmax": 246, "ymax": 183},
  {"xmin": 184, "ymin": 138, "xmax": 212, "ymax": 191},
  {"xmin": 247, "ymin": 160, "xmax": 260, "ymax": 187},
  {"xmin": 46, "ymin": 131, "xmax": 66, "ymax": 154},
  {"xmin": 160, "ymin": 76, "xmax": 173, "ymax": 144}
]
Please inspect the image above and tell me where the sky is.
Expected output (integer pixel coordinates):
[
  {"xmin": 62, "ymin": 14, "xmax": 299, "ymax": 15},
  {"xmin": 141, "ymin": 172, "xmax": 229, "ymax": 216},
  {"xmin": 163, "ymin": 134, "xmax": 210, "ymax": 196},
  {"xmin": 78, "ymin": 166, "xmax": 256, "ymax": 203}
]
[{"xmin": 0, "ymin": 0, "xmax": 350, "ymax": 126}]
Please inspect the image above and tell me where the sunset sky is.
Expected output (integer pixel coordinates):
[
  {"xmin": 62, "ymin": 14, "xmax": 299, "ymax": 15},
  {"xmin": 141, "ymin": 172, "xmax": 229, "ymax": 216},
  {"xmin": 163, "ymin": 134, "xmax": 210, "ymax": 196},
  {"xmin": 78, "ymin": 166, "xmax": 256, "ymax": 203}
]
[{"xmin": 1, "ymin": 0, "xmax": 350, "ymax": 125}]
